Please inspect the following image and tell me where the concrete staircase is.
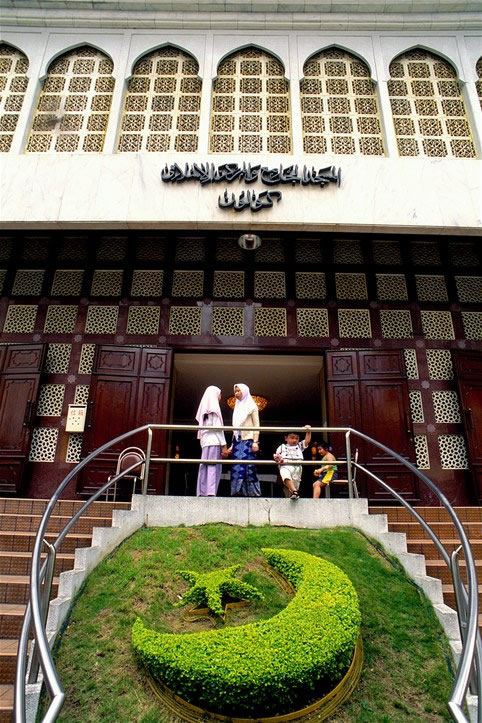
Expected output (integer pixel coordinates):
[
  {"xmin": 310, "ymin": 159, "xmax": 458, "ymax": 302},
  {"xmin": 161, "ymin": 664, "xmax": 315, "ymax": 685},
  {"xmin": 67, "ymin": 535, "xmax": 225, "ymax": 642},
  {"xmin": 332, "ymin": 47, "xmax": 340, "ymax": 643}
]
[
  {"xmin": 0, "ymin": 498, "xmax": 129, "ymax": 723},
  {"xmin": 369, "ymin": 506, "xmax": 482, "ymax": 634}
]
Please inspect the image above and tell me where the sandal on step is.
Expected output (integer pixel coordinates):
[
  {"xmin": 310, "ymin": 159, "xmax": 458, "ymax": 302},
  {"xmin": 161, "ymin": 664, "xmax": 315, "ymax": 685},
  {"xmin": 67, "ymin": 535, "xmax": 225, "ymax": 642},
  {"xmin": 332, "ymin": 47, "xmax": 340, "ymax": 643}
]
[{"xmin": 290, "ymin": 491, "xmax": 299, "ymax": 500}]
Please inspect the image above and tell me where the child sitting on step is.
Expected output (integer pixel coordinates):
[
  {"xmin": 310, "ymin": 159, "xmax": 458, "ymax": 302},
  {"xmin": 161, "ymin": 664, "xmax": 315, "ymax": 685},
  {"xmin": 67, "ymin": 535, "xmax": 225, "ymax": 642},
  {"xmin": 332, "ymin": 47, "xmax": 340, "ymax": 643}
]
[{"xmin": 273, "ymin": 426, "xmax": 311, "ymax": 500}]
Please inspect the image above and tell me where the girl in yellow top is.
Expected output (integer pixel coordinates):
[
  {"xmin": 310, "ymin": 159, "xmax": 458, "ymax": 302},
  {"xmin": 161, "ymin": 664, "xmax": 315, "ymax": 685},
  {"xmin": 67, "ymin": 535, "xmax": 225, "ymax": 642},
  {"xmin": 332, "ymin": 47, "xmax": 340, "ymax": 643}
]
[{"xmin": 313, "ymin": 440, "xmax": 338, "ymax": 498}]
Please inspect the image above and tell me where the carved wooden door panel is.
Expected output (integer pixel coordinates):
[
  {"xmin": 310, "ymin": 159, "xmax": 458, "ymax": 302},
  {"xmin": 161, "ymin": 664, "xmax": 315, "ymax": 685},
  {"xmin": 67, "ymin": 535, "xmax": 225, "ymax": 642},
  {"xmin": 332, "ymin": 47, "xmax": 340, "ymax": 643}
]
[
  {"xmin": 0, "ymin": 344, "xmax": 45, "ymax": 494},
  {"xmin": 453, "ymin": 350, "xmax": 482, "ymax": 503},
  {"xmin": 79, "ymin": 345, "xmax": 172, "ymax": 497},
  {"xmin": 326, "ymin": 349, "xmax": 418, "ymax": 502}
]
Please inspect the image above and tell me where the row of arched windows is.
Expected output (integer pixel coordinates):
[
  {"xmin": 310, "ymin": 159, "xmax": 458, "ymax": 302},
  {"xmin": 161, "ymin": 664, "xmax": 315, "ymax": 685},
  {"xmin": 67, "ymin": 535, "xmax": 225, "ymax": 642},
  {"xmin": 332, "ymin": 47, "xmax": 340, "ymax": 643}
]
[{"xmin": 0, "ymin": 42, "xmax": 480, "ymax": 157}]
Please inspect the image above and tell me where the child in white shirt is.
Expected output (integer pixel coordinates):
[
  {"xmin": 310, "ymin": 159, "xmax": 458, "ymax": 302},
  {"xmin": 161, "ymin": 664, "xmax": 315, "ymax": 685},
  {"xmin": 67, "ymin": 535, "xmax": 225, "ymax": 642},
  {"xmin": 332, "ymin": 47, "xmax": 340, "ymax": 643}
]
[{"xmin": 273, "ymin": 426, "xmax": 311, "ymax": 500}]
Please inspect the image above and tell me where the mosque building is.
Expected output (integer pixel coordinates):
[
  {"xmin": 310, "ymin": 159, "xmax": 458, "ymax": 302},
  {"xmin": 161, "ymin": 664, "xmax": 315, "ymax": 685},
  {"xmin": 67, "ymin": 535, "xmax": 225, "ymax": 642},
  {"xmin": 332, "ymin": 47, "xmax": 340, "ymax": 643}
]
[{"xmin": 0, "ymin": 0, "xmax": 480, "ymax": 505}]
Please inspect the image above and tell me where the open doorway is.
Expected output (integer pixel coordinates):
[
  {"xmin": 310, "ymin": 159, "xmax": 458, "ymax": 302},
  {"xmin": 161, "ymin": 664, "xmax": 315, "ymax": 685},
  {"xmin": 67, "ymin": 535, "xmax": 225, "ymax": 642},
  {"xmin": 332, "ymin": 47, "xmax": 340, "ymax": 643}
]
[{"xmin": 168, "ymin": 352, "xmax": 325, "ymax": 497}]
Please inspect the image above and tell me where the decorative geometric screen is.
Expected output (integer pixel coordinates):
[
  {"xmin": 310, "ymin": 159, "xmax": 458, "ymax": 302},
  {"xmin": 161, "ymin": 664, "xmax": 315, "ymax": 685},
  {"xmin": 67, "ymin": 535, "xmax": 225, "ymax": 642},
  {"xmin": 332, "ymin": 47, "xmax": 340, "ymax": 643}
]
[
  {"xmin": 0, "ymin": 44, "xmax": 29, "ymax": 153},
  {"xmin": 210, "ymin": 48, "xmax": 291, "ymax": 154},
  {"xmin": 477, "ymin": 57, "xmax": 482, "ymax": 110},
  {"xmin": 300, "ymin": 48, "xmax": 384, "ymax": 155},
  {"xmin": 388, "ymin": 49, "xmax": 476, "ymax": 158},
  {"xmin": 118, "ymin": 46, "xmax": 201, "ymax": 153},
  {"xmin": 26, "ymin": 47, "xmax": 114, "ymax": 153}
]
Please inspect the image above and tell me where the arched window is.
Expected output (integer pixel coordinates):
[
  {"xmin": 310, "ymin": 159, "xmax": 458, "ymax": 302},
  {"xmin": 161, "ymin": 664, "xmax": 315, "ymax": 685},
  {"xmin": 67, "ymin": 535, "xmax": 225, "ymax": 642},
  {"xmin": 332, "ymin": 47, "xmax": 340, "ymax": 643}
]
[
  {"xmin": 388, "ymin": 49, "xmax": 476, "ymax": 158},
  {"xmin": 118, "ymin": 47, "xmax": 201, "ymax": 153},
  {"xmin": 300, "ymin": 48, "xmax": 384, "ymax": 156},
  {"xmin": 25, "ymin": 47, "xmax": 114, "ymax": 153},
  {"xmin": 0, "ymin": 44, "xmax": 29, "ymax": 152},
  {"xmin": 210, "ymin": 48, "xmax": 291, "ymax": 154}
]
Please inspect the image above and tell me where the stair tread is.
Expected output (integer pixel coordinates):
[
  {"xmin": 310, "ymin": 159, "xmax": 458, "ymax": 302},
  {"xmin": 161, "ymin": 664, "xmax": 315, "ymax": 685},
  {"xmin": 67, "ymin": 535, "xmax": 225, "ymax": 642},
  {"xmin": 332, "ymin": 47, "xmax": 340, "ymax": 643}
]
[
  {"xmin": 442, "ymin": 584, "xmax": 482, "ymax": 591},
  {"xmin": 0, "ymin": 551, "xmax": 75, "ymax": 560},
  {"xmin": 0, "ymin": 640, "xmax": 18, "ymax": 656},
  {"xmin": 0, "ymin": 603, "xmax": 26, "ymax": 616},
  {"xmin": 0, "ymin": 684, "xmax": 13, "ymax": 710},
  {"xmin": 0, "ymin": 574, "xmax": 59, "ymax": 584},
  {"xmin": 0, "ymin": 530, "xmax": 92, "ymax": 539}
]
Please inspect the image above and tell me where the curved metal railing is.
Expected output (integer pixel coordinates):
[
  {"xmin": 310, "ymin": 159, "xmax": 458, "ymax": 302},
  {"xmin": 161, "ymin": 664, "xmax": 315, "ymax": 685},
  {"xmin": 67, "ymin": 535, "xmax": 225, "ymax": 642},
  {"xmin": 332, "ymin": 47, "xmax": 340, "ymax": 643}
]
[{"xmin": 14, "ymin": 424, "xmax": 481, "ymax": 723}]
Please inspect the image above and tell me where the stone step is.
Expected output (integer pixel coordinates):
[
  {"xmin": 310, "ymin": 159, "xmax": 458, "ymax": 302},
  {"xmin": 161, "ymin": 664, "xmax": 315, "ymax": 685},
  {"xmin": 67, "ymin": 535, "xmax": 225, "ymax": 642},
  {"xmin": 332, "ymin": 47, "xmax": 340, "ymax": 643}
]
[
  {"xmin": 406, "ymin": 539, "xmax": 482, "ymax": 559},
  {"xmin": 0, "ymin": 604, "xmax": 26, "ymax": 639},
  {"xmin": 0, "ymin": 575, "xmax": 59, "ymax": 606},
  {"xmin": 0, "ymin": 531, "xmax": 92, "ymax": 554},
  {"xmin": 0, "ymin": 640, "xmax": 20, "ymax": 685},
  {"xmin": 369, "ymin": 506, "xmax": 482, "ymax": 524},
  {"xmin": 442, "ymin": 584, "xmax": 482, "ymax": 611},
  {"xmin": 0, "ymin": 498, "xmax": 129, "ymax": 518},
  {"xmin": 385, "ymin": 521, "xmax": 482, "ymax": 540},
  {"xmin": 0, "ymin": 513, "xmax": 112, "ymax": 535},
  {"xmin": 0, "ymin": 551, "xmax": 75, "ymax": 577},
  {"xmin": 424, "ymin": 559, "xmax": 482, "ymax": 586},
  {"xmin": 0, "ymin": 684, "xmax": 13, "ymax": 723}
]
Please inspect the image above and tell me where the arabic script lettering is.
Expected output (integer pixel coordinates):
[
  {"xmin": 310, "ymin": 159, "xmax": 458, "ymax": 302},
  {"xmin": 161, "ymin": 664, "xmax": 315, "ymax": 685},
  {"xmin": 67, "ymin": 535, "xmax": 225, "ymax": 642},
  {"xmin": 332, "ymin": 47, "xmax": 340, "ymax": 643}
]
[{"xmin": 161, "ymin": 162, "xmax": 341, "ymax": 188}]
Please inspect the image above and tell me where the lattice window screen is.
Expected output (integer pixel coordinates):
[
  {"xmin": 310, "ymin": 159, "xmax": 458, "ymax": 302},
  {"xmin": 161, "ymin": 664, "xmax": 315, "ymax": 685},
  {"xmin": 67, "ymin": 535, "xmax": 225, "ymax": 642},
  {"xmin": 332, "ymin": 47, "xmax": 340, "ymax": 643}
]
[
  {"xmin": 118, "ymin": 47, "xmax": 201, "ymax": 153},
  {"xmin": 388, "ymin": 49, "xmax": 476, "ymax": 158},
  {"xmin": 477, "ymin": 58, "xmax": 482, "ymax": 110},
  {"xmin": 0, "ymin": 44, "xmax": 29, "ymax": 153},
  {"xmin": 210, "ymin": 48, "xmax": 291, "ymax": 154},
  {"xmin": 26, "ymin": 47, "xmax": 114, "ymax": 153},
  {"xmin": 301, "ymin": 48, "xmax": 384, "ymax": 156}
]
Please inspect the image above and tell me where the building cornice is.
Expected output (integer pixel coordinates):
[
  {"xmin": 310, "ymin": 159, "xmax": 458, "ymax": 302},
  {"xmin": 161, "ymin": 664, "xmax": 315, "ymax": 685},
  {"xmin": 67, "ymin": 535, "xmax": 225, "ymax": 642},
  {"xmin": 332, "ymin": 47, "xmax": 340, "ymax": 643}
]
[{"xmin": 1, "ymin": 8, "xmax": 481, "ymax": 31}]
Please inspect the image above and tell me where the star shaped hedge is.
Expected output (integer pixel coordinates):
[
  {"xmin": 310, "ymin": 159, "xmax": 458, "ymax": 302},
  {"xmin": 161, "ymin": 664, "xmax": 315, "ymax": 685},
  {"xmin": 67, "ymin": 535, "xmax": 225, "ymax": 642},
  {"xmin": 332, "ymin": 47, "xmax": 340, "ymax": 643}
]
[{"xmin": 175, "ymin": 564, "xmax": 264, "ymax": 616}]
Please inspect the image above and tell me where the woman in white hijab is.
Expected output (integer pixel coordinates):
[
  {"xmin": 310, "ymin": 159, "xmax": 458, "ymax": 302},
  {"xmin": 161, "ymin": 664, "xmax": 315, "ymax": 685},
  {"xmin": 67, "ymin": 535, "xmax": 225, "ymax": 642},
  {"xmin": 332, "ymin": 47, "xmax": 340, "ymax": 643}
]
[
  {"xmin": 228, "ymin": 383, "xmax": 261, "ymax": 497},
  {"xmin": 195, "ymin": 385, "xmax": 227, "ymax": 496}
]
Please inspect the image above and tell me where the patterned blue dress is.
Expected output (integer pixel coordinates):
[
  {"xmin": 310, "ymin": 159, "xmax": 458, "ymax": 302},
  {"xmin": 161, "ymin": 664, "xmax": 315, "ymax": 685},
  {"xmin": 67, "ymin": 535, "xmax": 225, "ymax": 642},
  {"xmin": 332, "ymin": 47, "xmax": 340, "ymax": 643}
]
[{"xmin": 230, "ymin": 438, "xmax": 261, "ymax": 497}]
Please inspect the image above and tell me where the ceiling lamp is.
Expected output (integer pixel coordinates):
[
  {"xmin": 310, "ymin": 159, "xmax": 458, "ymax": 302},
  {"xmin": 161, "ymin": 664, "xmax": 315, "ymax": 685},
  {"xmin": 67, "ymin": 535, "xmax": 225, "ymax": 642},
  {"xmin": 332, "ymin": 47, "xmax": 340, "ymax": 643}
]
[
  {"xmin": 226, "ymin": 394, "xmax": 268, "ymax": 411},
  {"xmin": 238, "ymin": 233, "xmax": 261, "ymax": 250}
]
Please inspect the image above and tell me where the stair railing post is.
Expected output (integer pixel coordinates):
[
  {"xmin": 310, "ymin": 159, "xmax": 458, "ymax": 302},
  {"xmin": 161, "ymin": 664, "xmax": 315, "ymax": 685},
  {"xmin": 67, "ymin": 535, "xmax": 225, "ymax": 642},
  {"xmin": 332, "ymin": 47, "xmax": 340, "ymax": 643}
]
[
  {"xmin": 143, "ymin": 427, "xmax": 153, "ymax": 496},
  {"xmin": 450, "ymin": 548, "xmax": 478, "ymax": 696},
  {"xmin": 27, "ymin": 541, "xmax": 56, "ymax": 684},
  {"xmin": 345, "ymin": 430, "xmax": 353, "ymax": 499}
]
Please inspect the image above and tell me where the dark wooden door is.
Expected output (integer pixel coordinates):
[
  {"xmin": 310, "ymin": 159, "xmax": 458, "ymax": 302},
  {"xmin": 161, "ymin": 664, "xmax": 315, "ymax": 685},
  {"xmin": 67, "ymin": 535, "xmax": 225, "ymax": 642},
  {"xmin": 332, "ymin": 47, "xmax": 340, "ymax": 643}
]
[
  {"xmin": 326, "ymin": 349, "xmax": 418, "ymax": 503},
  {"xmin": 79, "ymin": 345, "xmax": 172, "ymax": 497},
  {"xmin": 453, "ymin": 350, "xmax": 482, "ymax": 504},
  {"xmin": 0, "ymin": 344, "xmax": 45, "ymax": 494}
]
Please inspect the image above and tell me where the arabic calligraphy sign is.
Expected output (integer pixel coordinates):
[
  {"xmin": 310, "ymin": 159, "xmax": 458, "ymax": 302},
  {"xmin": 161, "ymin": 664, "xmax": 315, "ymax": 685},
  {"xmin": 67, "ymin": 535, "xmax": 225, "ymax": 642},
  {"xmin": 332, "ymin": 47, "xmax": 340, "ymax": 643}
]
[{"xmin": 160, "ymin": 162, "xmax": 341, "ymax": 213}]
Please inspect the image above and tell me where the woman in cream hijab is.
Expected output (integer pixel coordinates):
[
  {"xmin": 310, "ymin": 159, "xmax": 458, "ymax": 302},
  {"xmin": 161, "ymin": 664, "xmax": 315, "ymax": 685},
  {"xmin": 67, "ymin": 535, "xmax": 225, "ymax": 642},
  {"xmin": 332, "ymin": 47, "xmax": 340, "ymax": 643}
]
[{"xmin": 228, "ymin": 383, "xmax": 261, "ymax": 497}]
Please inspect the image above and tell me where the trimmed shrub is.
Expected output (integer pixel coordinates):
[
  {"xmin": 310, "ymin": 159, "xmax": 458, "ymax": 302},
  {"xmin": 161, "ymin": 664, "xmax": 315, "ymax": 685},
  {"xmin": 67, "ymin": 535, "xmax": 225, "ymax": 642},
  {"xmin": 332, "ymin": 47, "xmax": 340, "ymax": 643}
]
[
  {"xmin": 175, "ymin": 564, "xmax": 264, "ymax": 616},
  {"xmin": 132, "ymin": 548, "xmax": 361, "ymax": 717}
]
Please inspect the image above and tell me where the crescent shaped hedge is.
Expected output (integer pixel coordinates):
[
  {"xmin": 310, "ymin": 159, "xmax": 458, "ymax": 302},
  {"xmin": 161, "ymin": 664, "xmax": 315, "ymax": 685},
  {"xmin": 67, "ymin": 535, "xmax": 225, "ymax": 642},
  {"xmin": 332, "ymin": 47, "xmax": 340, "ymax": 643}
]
[{"xmin": 132, "ymin": 548, "xmax": 361, "ymax": 717}]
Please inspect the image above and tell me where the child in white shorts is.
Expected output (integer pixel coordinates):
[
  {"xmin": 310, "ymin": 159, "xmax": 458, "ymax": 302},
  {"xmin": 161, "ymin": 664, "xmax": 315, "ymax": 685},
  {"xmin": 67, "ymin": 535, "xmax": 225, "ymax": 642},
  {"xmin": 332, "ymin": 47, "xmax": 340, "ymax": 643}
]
[{"xmin": 273, "ymin": 426, "xmax": 311, "ymax": 500}]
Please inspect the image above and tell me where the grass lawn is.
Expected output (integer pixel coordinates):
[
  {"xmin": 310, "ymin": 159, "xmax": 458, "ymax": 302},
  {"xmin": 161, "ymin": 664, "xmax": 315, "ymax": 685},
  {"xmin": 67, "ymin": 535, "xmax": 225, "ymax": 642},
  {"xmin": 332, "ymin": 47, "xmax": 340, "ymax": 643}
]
[{"xmin": 48, "ymin": 525, "xmax": 453, "ymax": 722}]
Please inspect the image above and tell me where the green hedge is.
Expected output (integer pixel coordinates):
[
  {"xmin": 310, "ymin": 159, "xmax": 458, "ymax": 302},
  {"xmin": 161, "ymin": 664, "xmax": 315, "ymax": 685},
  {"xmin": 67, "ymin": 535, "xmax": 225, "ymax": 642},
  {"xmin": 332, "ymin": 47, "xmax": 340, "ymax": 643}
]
[{"xmin": 132, "ymin": 548, "xmax": 361, "ymax": 717}]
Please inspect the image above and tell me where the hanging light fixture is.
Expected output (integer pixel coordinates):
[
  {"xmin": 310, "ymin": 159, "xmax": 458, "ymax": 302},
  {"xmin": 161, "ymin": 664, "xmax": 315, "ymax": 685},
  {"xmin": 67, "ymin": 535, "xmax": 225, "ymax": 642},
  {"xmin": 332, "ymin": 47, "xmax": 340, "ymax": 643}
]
[
  {"xmin": 226, "ymin": 394, "xmax": 268, "ymax": 411},
  {"xmin": 238, "ymin": 233, "xmax": 261, "ymax": 250}
]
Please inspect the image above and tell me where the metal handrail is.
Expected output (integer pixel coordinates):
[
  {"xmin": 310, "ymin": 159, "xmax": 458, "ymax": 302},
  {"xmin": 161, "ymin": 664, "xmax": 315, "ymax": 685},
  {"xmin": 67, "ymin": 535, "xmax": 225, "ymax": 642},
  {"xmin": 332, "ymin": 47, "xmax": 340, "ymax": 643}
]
[{"xmin": 15, "ymin": 424, "xmax": 480, "ymax": 723}]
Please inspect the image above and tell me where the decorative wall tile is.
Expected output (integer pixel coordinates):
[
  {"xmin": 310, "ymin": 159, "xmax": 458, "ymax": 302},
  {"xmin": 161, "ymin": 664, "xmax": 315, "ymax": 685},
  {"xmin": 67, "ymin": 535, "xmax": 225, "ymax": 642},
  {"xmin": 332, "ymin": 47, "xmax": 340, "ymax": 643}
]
[
  {"xmin": 172, "ymin": 270, "xmax": 204, "ymax": 297},
  {"xmin": 455, "ymin": 276, "xmax": 482, "ymax": 303},
  {"xmin": 78, "ymin": 343, "xmax": 95, "ymax": 374},
  {"xmin": 66, "ymin": 433, "xmax": 83, "ymax": 463},
  {"xmin": 426, "ymin": 349, "xmax": 454, "ymax": 380},
  {"xmin": 12, "ymin": 269, "xmax": 44, "ymax": 296},
  {"xmin": 333, "ymin": 239, "xmax": 363, "ymax": 264},
  {"xmin": 376, "ymin": 274, "xmax": 408, "ymax": 301},
  {"xmin": 254, "ymin": 272, "xmax": 286, "ymax": 298},
  {"xmin": 449, "ymin": 243, "xmax": 478, "ymax": 267},
  {"xmin": 0, "ymin": 269, "xmax": 5, "ymax": 292},
  {"xmin": 97, "ymin": 237, "xmax": 126, "ymax": 261},
  {"xmin": 335, "ymin": 273, "xmax": 367, "ymax": 300},
  {"xmin": 411, "ymin": 241, "xmax": 441, "ymax": 266},
  {"xmin": 3, "ymin": 304, "xmax": 37, "ymax": 333},
  {"xmin": 461, "ymin": 312, "xmax": 482, "ymax": 340},
  {"xmin": 420, "ymin": 310, "xmax": 454, "ymax": 339},
  {"xmin": 409, "ymin": 390, "xmax": 424, "ymax": 423},
  {"xmin": 254, "ymin": 308, "xmax": 287, "ymax": 336},
  {"xmin": 295, "ymin": 239, "xmax": 323, "ymax": 264},
  {"xmin": 297, "ymin": 308, "xmax": 329, "ymax": 337},
  {"xmin": 0, "ymin": 44, "xmax": 29, "ymax": 153},
  {"xmin": 212, "ymin": 307, "xmax": 244, "ymax": 336},
  {"xmin": 255, "ymin": 240, "xmax": 285, "ymax": 263},
  {"xmin": 415, "ymin": 274, "xmax": 448, "ymax": 302},
  {"xmin": 44, "ymin": 343, "xmax": 72, "ymax": 374},
  {"xmin": 169, "ymin": 306, "xmax": 201, "ymax": 335},
  {"xmin": 29, "ymin": 427, "xmax": 58, "ymax": 462},
  {"xmin": 74, "ymin": 384, "xmax": 90, "ymax": 405},
  {"xmin": 438, "ymin": 434, "xmax": 468, "ymax": 469},
  {"xmin": 372, "ymin": 241, "xmax": 402, "ymax": 265},
  {"xmin": 175, "ymin": 238, "xmax": 205, "ymax": 262},
  {"xmin": 215, "ymin": 239, "xmax": 244, "ymax": 263},
  {"xmin": 58, "ymin": 238, "xmax": 88, "ymax": 262},
  {"xmin": 37, "ymin": 384, "xmax": 65, "ymax": 416},
  {"xmin": 432, "ymin": 390, "xmax": 461, "ymax": 423},
  {"xmin": 296, "ymin": 272, "xmax": 326, "ymax": 299},
  {"xmin": 84, "ymin": 305, "xmax": 118, "ymax": 334},
  {"xmin": 380, "ymin": 309, "xmax": 413, "ymax": 338},
  {"xmin": 91, "ymin": 270, "xmax": 123, "ymax": 296},
  {"xmin": 414, "ymin": 435, "xmax": 430, "ymax": 469},
  {"xmin": 44, "ymin": 305, "xmax": 78, "ymax": 333},
  {"xmin": 131, "ymin": 270, "xmax": 164, "ymax": 297},
  {"xmin": 51, "ymin": 270, "xmax": 83, "ymax": 296},
  {"xmin": 136, "ymin": 238, "xmax": 166, "ymax": 261},
  {"xmin": 126, "ymin": 306, "xmax": 160, "ymax": 335},
  {"xmin": 338, "ymin": 308, "xmax": 371, "ymax": 338},
  {"xmin": 213, "ymin": 271, "xmax": 244, "ymax": 298},
  {"xmin": 403, "ymin": 349, "xmax": 419, "ymax": 379}
]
